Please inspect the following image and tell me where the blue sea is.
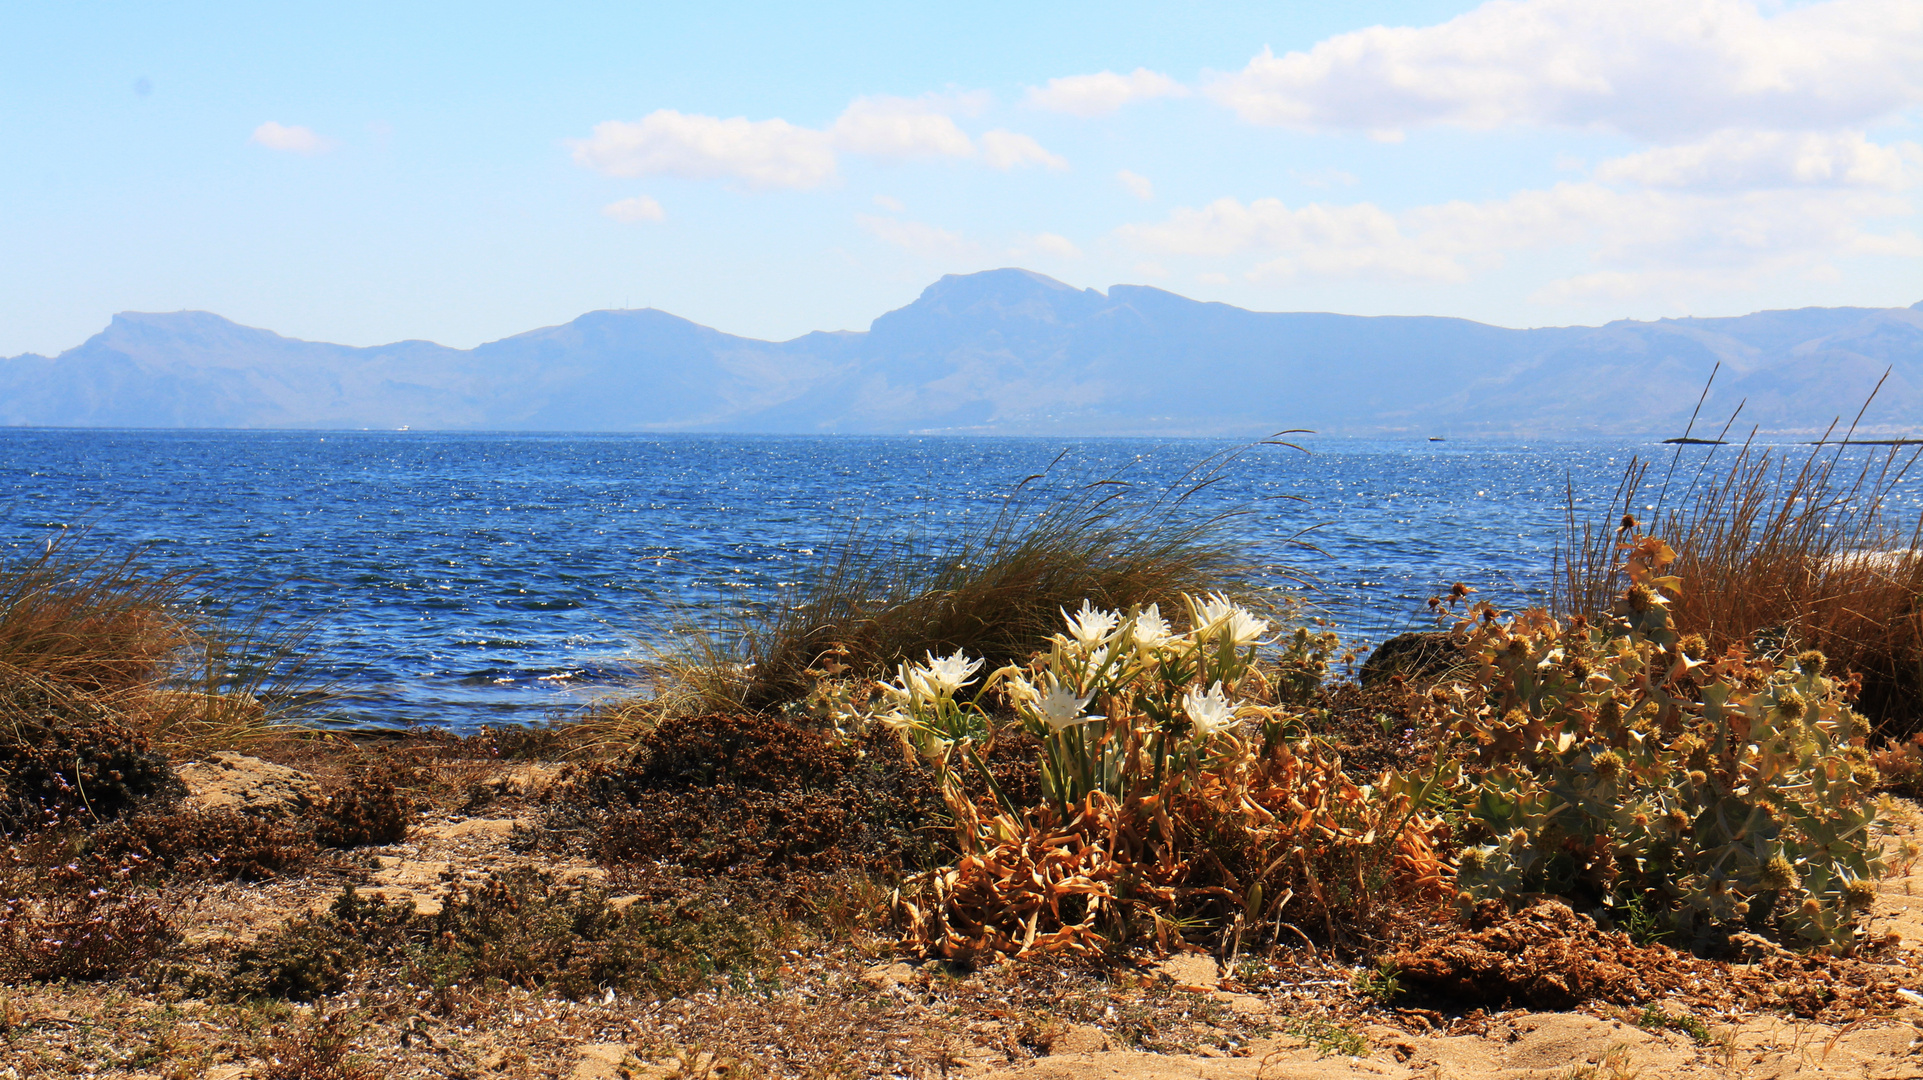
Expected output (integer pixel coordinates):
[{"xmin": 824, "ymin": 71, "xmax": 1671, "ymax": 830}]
[{"xmin": 5, "ymin": 429, "xmax": 1913, "ymax": 731}]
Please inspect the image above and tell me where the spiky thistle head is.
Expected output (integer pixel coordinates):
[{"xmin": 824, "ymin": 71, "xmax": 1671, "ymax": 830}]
[{"xmin": 1760, "ymin": 855, "xmax": 1799, "ymax": 891}]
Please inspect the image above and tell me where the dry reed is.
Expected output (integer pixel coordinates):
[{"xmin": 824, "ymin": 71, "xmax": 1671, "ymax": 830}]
[
  {"xmin": 0, "ymin": 532, "xmax": 322, "ymax": 754},
  {"xmin": 582, "ymin": 440, "xmax": 1312, "ymax": 746},
  {"xmin": 1556, "ymin": 420, "xmax": 1923, "ymax": 737}
]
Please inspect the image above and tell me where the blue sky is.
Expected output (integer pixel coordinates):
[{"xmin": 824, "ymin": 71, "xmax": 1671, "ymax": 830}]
[{"xmin": 4, "ymin": 0, "xmax": 1920, "ymax": 356}]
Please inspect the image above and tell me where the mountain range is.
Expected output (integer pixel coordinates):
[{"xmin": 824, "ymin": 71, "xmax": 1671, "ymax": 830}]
[{"xmin": 5, "ymin": 269, "xmax": 1922, "ymax": 437}]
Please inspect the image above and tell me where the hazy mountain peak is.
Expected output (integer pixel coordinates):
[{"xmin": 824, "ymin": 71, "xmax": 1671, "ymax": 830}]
[{"xmin": 4, "ymin": 273, "xmax": 1920, "ymax": 436}]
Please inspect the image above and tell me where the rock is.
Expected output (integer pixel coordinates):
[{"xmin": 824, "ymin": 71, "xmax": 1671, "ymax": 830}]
[
  {"xmin": 1153, "ymin": 953, "xmax": 1219, "ymax": 988},
  {"xmin": 1358, "ymin": 632, "xmax": 1466, "ymax": 688},
  {"xmin": 177, "ymin": 751, "xmax": 318, "ymax": 818},
  {"xmin": 861, "ymin": 961, "xmax": 921, "ymax": 990},
  {"xmin": 571, "ymin": 1043, "xmax": 638, "ymax": 1079},
  {"xmin": 1045, "ymin": 1024, "xmax": 1111, "ymax": 1055}
]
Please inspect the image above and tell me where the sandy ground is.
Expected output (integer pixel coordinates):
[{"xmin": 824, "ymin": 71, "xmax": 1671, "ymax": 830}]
[{"xmin": 6, "ymin": 760, "xmax": 1923, "ymax": 1079}]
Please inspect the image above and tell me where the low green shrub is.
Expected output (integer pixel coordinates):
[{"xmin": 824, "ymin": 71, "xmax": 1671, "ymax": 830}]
[
  {"xmin": 308, "ymin": 768, "xmax": 415, "ymax": 848},
  {"xmin": 0, "ymin": 675, "xmax": 182, "ymax": 833},
  {"xmin": 233, "ymin": 885, "xmax": 416, "ymax": 1000},
  {"xmin": 428, "ymin": 865, "xmax": 775, "ymax": 999},
  {"xmin": 1444, "ymin": 536, "xmax": 1891, "ymax": 952},
  {"xmin": 234, "ymin": 869, "xmax": 779, "ymax": 1002},
  {"xmin": 91, "ymin": 807, "xmax": 318, "ymax": 882},
  {"xmin": 0, "ymin": 846, "xmax": 177, "ymax": 981}
]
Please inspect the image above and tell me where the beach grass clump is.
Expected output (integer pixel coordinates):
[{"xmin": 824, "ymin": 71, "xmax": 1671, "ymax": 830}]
[
  {"xmin": 0, "ymin": 534, "xmax": 323, "ymax": 760},
  {"xmin": 1451, "ymin": 535, "xmax": 1891, "ymax": 953},
  {"xmin": 587, "ymin": 448, "xmax": 1298, "ymax": 749},
  {"xmin": 1558, "ymin": 437, "xmax": 1923, "ymax": 739}
]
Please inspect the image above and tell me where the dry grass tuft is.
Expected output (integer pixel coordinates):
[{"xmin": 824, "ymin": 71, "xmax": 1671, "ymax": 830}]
[
  {"xmin": 577, "ymin": 442, "xmax": 1309, "ymax": 751},
  {"xmin": 1557, "ymin": 433, "xmax": 1923, "ymax": 738},
  {"xmin": 0, "ymin": 532, "xmax": 325, "ymax": 758}
]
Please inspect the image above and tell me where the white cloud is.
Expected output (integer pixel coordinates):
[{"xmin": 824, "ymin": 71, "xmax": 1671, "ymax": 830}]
[
  {"xmin": 1116, "ymin": 169, "xmax": 1154, "ymax": 201},
  {"xmin": 570, "ymin": 110, "xmax": 837, "ymax": 189},
  {"xmin": 856, "ymin": 213, "xmax": 978, "ymax": 260},
  {"xmin": 872, "ymin": 194, "xmax": 906, "ymax": 212},
  {"xmin": 1027, "ymin": 68, "xmax": 1187, "ymax": 116},
  {"xmin": 980, "ymin": 130, "xmax": 1067, "ymax": 171},
  {"xmin": 1595, "ymin": 130, "xmax": 1923, "ymax": 190},
  {"xmin": 571, "ymin": 95, "xmax": 1030, "ymax": 189},
  {"xmin": 1120, "ymin": 182, "xmax": 1920, "ymax": 287},
  {"xmin": 1118, "ymin": 196, "xmax": 1468, "ymax": 281},
  {"xmin": 602, "ymin": 195, "xmax": 665, "ymax": 223},
  {"xmin": 250, "ymin": 121, "xmax": 335, "ymax": 155},
  {"xmin": 829, "ymin": 95, "xmax": 975, "ymax": 160},
  {"xmin": 1030, "ymin": 232, "xmax": 1083, "ymax": 258},
  {"xmin": 1205, "ymin": 0, "xmax": 1923, "ymax": 141}
]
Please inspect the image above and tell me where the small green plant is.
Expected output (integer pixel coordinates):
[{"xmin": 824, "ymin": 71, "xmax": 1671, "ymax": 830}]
[
  {"xmin": 232, "ymin": 884, "xmax": 417, "ymax": 1000},
  {"xmin": 1282, "ymin": 1017, "xmax": 1367, "ymax": 1058},
  {"xmin": 1609, "ymin": 891, "xmax": 1673, "ymax": 947},
  {"xmin": 1351, "ymin": 961, "xmax": 1402, "ymax": 1003},
  {"xmin": 1634, "ymin": 1005, "xmax": 1713, "ymax": 1044}
]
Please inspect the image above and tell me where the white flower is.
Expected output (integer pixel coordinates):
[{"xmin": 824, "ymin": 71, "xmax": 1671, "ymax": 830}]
[
  {"xmin": 1183, "ymin": 681, "xmax": 1241, "ymax": 738},
  {"xmin": 920, "ymin": 649, "xmax": 983, "ymax": 695},
  {"xmin": 1131, "ymin": 603, "xmax": 1174, "ymax": 649},
  {"xmin": 1220, "ymin": 608, "xmax": 1271, "ymax": 647},
  {"xmin": 1187, "ymin": 592, "xmax": 1238, "ymax": 633},
  {"xmin": 1030, "ymin": 675, "xmax": 1098, "ymax": 731},
  {"xmin": 880, "ymin": 662, "xmax": 931, "ymax": 710},
  {"xmin": 1062, "ymin": 599, "xmax": 1120, "ymax": 647},
  {"xmin": 1003, "ymin": 672, "xmax": 1040, "ymax": 705}
]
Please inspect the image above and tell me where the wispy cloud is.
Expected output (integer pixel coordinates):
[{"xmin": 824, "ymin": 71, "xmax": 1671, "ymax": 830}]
[
  {"xmin": 602, "ymin": 195, "xmax": 665, "ymax": 223},
  {"xmin": 250, "ymin": 121, "xmax": 336, "ymax": 155},
  {"xmin": 981, "ymin": 130, "xmax": 1067, "ymax": 171},
  {"xmin": 1120, "ymin": 182, "xmax": 1921, "ymax": 288},
  {"xmin": 855, "ymin": 213, "xmax": 978, "ymax": 259},
  {"xmin": 1595, "ymin": 130, "xmax": 1922, "ymax": 190},
  {"xmin": 1116, "ymin": 169, "xmax": 1154, "ymax": 201},
  {"xmin": 570, "ymin": 111, "xmax": 837, "ymax": 189},
  {"xmin": 1027, "ymin": 68, "xmax": 1187, "ymax": 116},
  {"xmin": 829, "ymin": 95, "xmax": 975, "ymax": 160},
  {"xmin": 572, "ymin": 95, "xmax": 1060, "ymax": 189}
]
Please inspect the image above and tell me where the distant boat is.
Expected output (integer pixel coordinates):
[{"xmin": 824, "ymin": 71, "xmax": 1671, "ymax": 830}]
[
  {"xmin": 1429, "ymin": 437, "xmax": 1446, "ymax": 442},
  {"xmin": 1662, "ymin": 437, "xmax": 1726, "ymax": 445}
]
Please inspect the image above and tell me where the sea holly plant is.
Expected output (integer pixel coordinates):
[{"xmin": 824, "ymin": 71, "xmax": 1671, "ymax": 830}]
[{"xmin": 1442, "ymin": 535, "xmax": 1892, "ymax": 952}]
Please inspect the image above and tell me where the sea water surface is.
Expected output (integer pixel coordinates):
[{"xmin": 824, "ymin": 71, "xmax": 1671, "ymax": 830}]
[{"xmin": 5, "ymin": 430, "xmax": 1914, "ymax": 730}]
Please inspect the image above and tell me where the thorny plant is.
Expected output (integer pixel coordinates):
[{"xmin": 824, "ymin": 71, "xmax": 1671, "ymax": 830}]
[{"xmin": 1441, "ymin": 533, "xmax": 1894, "ymax": 952}]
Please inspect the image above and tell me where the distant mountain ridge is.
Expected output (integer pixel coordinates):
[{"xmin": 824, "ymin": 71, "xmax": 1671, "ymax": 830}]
[{"xmin": 6, "ymin": 269, "xmax": 1922, "ymax": 436}]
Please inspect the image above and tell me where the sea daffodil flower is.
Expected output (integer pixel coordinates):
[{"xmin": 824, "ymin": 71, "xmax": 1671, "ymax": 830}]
[
  {"xmin": 920, "ymin": 649, "xmax": 984, "ymax": 696},
  {"xmin": 1030, "ymin": 675, "xmax": 1098, "ymax": 731},
  {"xmin": 1062, "ymin": 600, "xmax": 1120, "ymax": 648},
  {"xmin": 1183, "ymin": 681, "xmax": 1240, "ymax": 737}
]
